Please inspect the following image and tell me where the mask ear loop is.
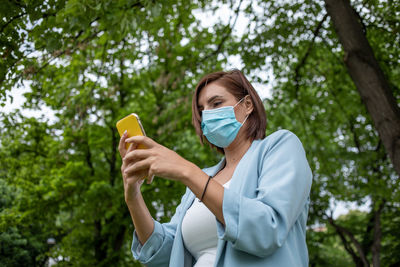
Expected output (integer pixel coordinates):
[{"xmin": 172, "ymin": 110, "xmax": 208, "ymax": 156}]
[
  {"xmin": 234, "ymin": 95, "xmax": 250, "ymax": 125},
  {"xmin": 233, "ymin": 96, "xmax": 247, "ymax": 108},
  {"xmin": 241, "ymin": 114, "xmax": 249, "ymax": 125}
]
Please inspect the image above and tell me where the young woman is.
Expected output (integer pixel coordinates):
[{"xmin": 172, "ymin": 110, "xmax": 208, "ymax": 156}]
[{"xmin": 119, "ymin": 70, "xmax": 312, "ymax": 266}]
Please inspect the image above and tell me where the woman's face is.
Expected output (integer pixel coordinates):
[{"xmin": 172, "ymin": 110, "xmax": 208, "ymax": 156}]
[{"xmin": 197, "ymin": 83, "xmax": 248, "ymax": 123}]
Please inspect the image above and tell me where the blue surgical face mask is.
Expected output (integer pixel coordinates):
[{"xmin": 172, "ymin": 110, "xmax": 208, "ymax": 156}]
[{"xmin": 201, "ymin": 97, "xmax": 249, "ymax": 148}]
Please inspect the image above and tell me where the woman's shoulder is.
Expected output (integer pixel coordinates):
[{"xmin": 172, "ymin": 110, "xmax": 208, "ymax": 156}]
[
  {"xmin": 266, "ymin": 129, "xmax": 296, "ymax": 139},
  {"xmin": 250, "ymin": 129, "xmax": 307, "ymax": 162},
  {"xmin": 252, "ymin": 129, "xmax": 311, "ymax": 176},
  {"xmin": 256, "ymin": 129, "xmax": 303, "ymax": 148}
]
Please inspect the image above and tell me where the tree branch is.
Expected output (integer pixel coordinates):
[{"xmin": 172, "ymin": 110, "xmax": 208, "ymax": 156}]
[
  {"xmin": 349, "ymin": 116, "xmax": 363, "ymax": 153},
  {"xmin": 85, "ymin": 140, "xmax": 95, "ymax": 177},
  {"xmin": 29, "ymin": 30, "xmax": 102, "ymax": 77},
  {"xmin": 200, "ymin": 0, "xmax": 243, "ymax": 62},
  {"xmin": 294, "ymin": 13, "xmax": 328, "ymax": 98},
  {"xmin": 327, "ymin": 216, "xmax": 370, "ymax": 267},
  {"xmin": 0, "ymin": 12, "xmax": 27, "ymax": 33}
]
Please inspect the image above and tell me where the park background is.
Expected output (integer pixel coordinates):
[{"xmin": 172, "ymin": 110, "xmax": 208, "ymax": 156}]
[{"xmin": 1, "ymin": 0, "xmax": 399, "ymax": 266}]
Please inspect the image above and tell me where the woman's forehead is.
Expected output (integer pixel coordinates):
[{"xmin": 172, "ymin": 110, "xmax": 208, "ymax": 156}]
[{"xmin": 198, "ymin": 83, "xmax": 232, "ymax": 105}]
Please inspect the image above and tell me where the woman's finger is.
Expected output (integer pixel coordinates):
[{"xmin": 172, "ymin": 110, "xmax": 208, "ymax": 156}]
[
  {"xmin": 122, "ymin": 145, "xmax": 144, "ymax": 168},
  {"xmin": 121, "ymin": 141, "xmax": 138, "ymax": 177},
  {"xmin": 124, "ymin": 148, "xmax": 153, "ymax": 163},
  {"xmin": 125, "ymin": 136, "xmax": 157, "ymax": 149},
  {"xmin": 124, "ymin": 157, "xmax": 154, "ymax": 176},
  {"xmin": 124, "ymin": 169, "xmax": 147, "ymax": 184},
  {"xmin": 118, "ymin": 130, "xmax": 128, "ymax": 156},
  {"xmin": 126, "ymin": 138, "xmax": 138, "ymax": 154}
]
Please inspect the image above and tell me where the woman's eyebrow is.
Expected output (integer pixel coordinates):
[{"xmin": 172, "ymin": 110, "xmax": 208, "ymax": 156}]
[
  {"xmin": 207, "ymin": 95, "xmax": 223, "ymax": 105},
  {"xmin": 199, "ymin": 95, "xmax": 223, "ymax": 110}
]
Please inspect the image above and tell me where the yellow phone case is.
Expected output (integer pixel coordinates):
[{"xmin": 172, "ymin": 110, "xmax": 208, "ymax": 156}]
[{"xmin": 116, "ymin": 113, "xmax": 147, "ymax": 149}]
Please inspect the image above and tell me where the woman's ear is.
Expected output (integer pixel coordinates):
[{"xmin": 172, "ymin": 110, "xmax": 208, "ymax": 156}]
[{"xmin": 244, "ymin": 95, "xmax": 254, "ymax": 115}]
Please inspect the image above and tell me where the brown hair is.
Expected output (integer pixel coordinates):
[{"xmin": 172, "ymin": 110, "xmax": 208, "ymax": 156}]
[{"xmin": 192, "ymin": 69, "xmax": 267, "ymax": 152}]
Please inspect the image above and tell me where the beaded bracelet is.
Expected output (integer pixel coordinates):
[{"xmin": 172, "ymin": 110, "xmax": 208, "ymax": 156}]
[{"xmin": 200, "ymin": 175, "xmax": 213, "ymax": 202}]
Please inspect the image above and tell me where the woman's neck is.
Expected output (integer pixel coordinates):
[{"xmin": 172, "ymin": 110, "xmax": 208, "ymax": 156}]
[{"xmin": 223, "ymin": 137, "xmax": 252, "ymax": 169}]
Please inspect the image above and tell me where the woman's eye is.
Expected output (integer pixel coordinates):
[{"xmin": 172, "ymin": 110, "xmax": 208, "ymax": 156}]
[{"xmin": 213, "ymin": 102, "xmax": 221, "ymax": 107}]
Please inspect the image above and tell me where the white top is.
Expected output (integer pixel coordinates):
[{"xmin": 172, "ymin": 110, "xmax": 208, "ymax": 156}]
[{"xmin": 181, "ymin": 180, "xmax": 231, "ymax": 267}]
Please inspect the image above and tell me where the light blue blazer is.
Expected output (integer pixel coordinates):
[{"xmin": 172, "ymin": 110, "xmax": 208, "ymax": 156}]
[{"xmin": 131, "ymin": 130, "xmax": 313, "ymax": 266}]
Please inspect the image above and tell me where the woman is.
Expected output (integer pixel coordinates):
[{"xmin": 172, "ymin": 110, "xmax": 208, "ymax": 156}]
[{"xmin": 119, "ymin": 69, "xmax": 312, "ymax": 266}]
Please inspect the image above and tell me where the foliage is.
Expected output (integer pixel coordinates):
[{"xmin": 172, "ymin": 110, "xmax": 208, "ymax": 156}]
[{"xmin": 0, "ymin": 0, "xmax": 399, "ymax": 266}]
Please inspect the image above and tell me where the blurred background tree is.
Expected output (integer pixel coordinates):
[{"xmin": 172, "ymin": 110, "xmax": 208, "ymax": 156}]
[{"xmin": 0, "ymin": 0, "xmax": 398, "ymax": 266}]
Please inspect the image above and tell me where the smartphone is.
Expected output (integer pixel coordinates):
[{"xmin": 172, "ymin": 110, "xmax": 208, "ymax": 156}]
[
  {"xmin": 117, "ymin": 113, "xmax": 153, "ymax": 183},
  {"xmin": 116, "ymin": 113, "xmax": 147, "ymax": 149}
]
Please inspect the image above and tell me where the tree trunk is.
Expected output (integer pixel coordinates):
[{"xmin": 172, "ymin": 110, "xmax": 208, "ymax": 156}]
[
  {"xmin": 324, "ymin": 0, "xmax": 400, "ymax": 177},
  {"xmin": 371, "ymin": 202, "xmax": 384, "ymax": 267}
]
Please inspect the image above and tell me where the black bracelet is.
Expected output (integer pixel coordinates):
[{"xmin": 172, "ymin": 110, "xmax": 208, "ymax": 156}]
[{"xmin": 200, "ymin": 175, "xmax": 213, "ymax": 202}]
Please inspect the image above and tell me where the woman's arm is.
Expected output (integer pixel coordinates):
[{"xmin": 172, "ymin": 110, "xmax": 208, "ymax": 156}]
[
  {"xmin": 126, "ymin": 193, "xmax": 154, "ymax": 245},
  {"xmin": 119, "ymin": 132, "xmax": 154, "ymax": 245},
  {"xmin": 123, "ymin": 136, "xmax": 226, "ymax": 224},
  {"xmin": 131, "ymin": 188, "xmax": 193, "ymax": 266}
]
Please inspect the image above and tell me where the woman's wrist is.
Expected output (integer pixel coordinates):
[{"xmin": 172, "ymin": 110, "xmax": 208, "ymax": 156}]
[
  {"xmin": 125, "ymin": 187, "xmax": 143, "ymax": 206},
  {"xmin": 180, "ymin": 162, "xmax": 210, "ymax": 196},
  {"xmin": 180, "ymin": 162, "xmax": 201, "ymax": 186}
]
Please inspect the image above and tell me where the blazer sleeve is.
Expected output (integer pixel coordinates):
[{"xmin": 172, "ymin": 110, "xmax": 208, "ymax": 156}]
[
  {"xmin": 216, "ymin": 130, "xmax": 312, "ymax": 257},
  {"xmin": 131, "ymin": 188, "xmax": 191, "ymax": 266}
]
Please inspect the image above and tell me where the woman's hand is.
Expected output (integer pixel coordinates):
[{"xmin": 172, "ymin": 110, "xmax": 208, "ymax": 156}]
[
  {"xmin": 119, "ymin": 131, "xmax": 148, "ymax": 204},
  {"xmin": 123, "ymin": 136, "xmax": 198, "ymax": 183}
]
